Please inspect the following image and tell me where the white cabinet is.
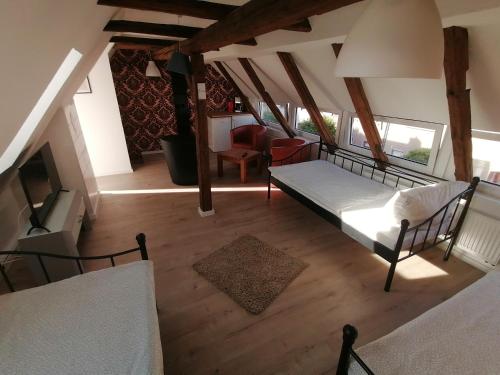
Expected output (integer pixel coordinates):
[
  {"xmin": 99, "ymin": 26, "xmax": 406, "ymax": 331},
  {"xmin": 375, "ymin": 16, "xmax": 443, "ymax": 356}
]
[
  {"xmin": 208, "ymin": 116, "xmax": 232, "ymax": 152},
  {"xmin": 18, "ymin": 190, "xmax": 86, "ymax": 284},
  {"xmin": 207, "ymin": 113, "xmax": 256, "ymax": 152}
]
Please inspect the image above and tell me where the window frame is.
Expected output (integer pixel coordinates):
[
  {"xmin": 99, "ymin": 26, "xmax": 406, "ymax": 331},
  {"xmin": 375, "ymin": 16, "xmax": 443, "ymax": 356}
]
[
  {"xmin": 472, "ymin": 129, "xmax": 500, "ymax": 187},
  {"xmin": 258, "ymin": 101, "xmax": 289, "ymax": 129},
  {"xmin": 341, "ymin": 113, "xmax": 444, "ymax": 174},
  {"xmin": 293, "ymin": 106, "xmax": 341, "ymax": 141}
]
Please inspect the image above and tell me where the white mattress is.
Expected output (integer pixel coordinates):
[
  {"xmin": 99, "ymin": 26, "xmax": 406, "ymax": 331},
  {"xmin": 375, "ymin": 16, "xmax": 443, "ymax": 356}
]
[
  {"xmin": 270, "ymin": 160, "xmax": 446, "ymax": 250},
  {"xmin": 349, "ymin": 270, "xmax": 500, "ymax": 374},
  {"xmin": 0, "ymin": 261, "xmax": 163, "ymax": 375}
]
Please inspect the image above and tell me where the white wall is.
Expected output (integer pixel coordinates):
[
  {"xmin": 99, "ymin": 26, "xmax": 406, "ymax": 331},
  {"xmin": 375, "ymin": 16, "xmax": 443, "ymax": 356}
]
[
  {"xmin": 0, "ymin": 107, "xmax": 98, "ymax": 252},
  {"xmin": 74, "ymin": 45, "xmax": 132, "ymax": 177},
  {"xmin": 0, "ymin": 1, "xmax": 115, "ymax": 161}
]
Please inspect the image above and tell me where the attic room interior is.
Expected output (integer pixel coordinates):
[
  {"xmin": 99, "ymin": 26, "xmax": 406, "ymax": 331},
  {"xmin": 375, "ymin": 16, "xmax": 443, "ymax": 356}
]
[{"xmin": 0, "ymin": 0, "xmax": 499, "ymax": 374}]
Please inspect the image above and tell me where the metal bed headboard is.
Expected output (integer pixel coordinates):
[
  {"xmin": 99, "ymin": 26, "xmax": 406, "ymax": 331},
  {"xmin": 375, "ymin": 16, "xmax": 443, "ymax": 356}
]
[
  {"xmin": 269, "ymin": 140, "xmax": 446, "ymax": 192},
  {"xmin": 0, "ymin": 233, "xmax": 148, "ymax": 293},
  {"xmin": 336, "ymin": 325, "xmax": 374, "ymax": 375}
]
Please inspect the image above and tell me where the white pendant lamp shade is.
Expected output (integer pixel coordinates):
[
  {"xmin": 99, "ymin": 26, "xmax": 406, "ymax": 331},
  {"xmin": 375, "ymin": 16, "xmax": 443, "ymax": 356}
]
[
  {"xmin": 335, "ymin": 0, "xmax": 444, "ymax": 79},
  {"xmin": 146, "ymin": 60, "xmax": 162, "ymax": 77}
]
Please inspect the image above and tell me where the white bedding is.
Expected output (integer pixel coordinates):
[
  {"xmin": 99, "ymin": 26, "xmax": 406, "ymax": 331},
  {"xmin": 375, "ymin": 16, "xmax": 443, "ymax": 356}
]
[
  {"xmin": 270, "ymin": 160, "xmax": 450, "ymax": 250},
  {"xmin": 0, "ymin": 261, "xmax": 163, "ymax": 375},
  {"xmin": 349, "ymin": 269, "xmax": 500, "ymax": 374}
]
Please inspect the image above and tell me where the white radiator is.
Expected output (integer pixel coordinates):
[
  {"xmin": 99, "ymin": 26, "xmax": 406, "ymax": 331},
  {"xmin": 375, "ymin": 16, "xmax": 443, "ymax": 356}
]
[{"xmin": 453, "ymin": 209, "xmax": 500, "ymax": 271}]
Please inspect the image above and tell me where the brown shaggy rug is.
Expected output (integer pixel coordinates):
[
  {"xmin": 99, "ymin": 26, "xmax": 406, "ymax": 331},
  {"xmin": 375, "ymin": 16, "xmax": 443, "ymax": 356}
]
[{"xmin": 193, "ymin": 235, "xmax": 308, "ymax": 314}]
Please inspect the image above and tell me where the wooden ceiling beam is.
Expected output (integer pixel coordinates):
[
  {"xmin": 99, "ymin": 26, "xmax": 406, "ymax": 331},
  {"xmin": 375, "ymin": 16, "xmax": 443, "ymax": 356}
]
[
  {"xmin": 332, "ymin": 44, "xmax": 388, "ymax": 165},
  {"xmin": 110, "ymin": 35, "xmax": 177, "ymax": 47},
  {"xmin": 97, "ymin": 0, "xmax": 311, "ymax": 33},
  {"xmin": 113, "ymin": 43, "xmax": 160, "ymax": 50},
  {"xmin": 155, "ymin": 0, "xmax": 360, "ymax": 57},
  {"xmin": 444, "ymin": 26, "xmax": 472, "ymax": 182},
  {"xmin": 277, "ymin": 52, "xmax": 336, "ymax": 146},
  {"xmin": 214, "ymin": 61, "xmax": 268, "ymax": 128},
  {"xmin": 104, "ymin": 20, "xmax": 257, "ymax": 46},
  {"xmin": 238, "ymin": 58, "xmax": 296, "ymax": 138}
]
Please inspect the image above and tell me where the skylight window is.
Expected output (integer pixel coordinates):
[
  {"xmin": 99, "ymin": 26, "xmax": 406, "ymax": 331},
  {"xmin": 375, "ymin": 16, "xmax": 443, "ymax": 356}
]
[{"xmin": 0, "ymin": 48, "xmax": 82, "ymax": 174}]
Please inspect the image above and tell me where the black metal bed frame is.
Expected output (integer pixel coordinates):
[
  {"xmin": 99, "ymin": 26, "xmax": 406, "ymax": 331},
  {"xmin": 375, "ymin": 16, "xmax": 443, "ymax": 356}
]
[
  {"xmin": 0, "ymin": 233, "xmax": 148, "ymax": 293},
  {"xmin": 267, "ymin": 141, "xmax": 480, "ymax": 291},
  {"xmin": 336, "ymin": 325, "xmax": 374, "ymax": 375}
]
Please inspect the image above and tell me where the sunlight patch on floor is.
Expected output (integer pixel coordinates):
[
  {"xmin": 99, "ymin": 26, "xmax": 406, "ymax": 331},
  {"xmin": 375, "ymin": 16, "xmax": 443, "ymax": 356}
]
[
  {"xmin": 369, "ymin": 252, "xmax": 449, "ymax": 279},
  {"xmin": 100, "ymin": 187, "xmax": 280, "ymax": 195}
]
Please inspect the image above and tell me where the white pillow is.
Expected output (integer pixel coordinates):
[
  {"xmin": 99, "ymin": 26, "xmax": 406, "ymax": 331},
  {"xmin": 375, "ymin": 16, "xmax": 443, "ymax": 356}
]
[{"xmin": 385, "ymin": 181, "xmax": 469, "ymax": 228}]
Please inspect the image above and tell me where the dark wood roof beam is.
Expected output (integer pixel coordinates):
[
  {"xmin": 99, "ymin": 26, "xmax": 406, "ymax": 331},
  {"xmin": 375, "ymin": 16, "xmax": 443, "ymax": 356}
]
[
  {"xmin": 97, "ymin": 0, "xmax": 313, "ymax": 33},
  {"xmin": 104, "ymin": 20, "xmax": 257, "ymax": 46},
  {"xmin": 332, "ymin": 44, "xmax": 388, "ymax": 166},
  {"xmin": 214, "ymin": 61, "xmax": 267, "ymax": 128},
  {"xmin": 238, "ymin": 58, "xmax": 296, "ymax": 138},
  {"xmin": 277, "ymin": 52, "xmax": 336, "ymax": 146},
  {"xmin": 110, "ymin": 35, "xmax": 177, "ymax": 47},
  {"xmin": 155, "ymin": 0, "xmax": 361, "ymax": 57}
]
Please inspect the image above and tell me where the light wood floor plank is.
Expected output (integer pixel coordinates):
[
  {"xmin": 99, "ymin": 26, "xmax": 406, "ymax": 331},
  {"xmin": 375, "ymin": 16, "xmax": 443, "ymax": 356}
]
[{"xmin": 77, "ymin": 154, "xmax": 483, "ymax": 374}]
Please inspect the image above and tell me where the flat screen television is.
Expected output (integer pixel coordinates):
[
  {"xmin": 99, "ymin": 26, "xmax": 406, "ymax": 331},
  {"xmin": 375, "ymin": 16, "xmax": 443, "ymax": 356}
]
[{"xmin": 19, "ymin": 143, "xmax": 62, "ymax": 230}]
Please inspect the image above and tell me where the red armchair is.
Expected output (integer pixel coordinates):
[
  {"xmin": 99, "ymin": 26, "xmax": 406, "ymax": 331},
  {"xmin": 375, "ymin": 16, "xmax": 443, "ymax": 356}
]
[
  {"xmin": 271, "ymin": 138, "xmax": 309, "ymax": 166},
  {"xmin": 230, "ymin": 124, "xmax": 267, "ymax": 152}
]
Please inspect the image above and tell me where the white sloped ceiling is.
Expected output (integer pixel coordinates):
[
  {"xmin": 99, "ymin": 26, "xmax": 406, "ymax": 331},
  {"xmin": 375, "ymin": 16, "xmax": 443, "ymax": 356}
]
[
  {"xmin": 213, "ymin": 3, "xmax": 500, "ymax": 134},
  {"xmin": 0, "ymin": 1, "xmax": 116, "ymax": 174}
]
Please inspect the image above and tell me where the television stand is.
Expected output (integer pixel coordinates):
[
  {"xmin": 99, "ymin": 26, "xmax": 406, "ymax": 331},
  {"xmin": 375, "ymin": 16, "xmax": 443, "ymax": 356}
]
[{"xmin": 18, "ymin": 190, "xmax": 87, "ymax": 284}]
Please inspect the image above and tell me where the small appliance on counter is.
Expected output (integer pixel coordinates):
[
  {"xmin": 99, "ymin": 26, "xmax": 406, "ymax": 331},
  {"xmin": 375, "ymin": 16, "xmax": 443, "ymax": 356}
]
[
  {"xmin": 234, "ymin": 97, "xmax": 243, "ymax": 112},
  {"xmin": 226, "ymin": 99, "xmax": 234, "ymax": 113}
]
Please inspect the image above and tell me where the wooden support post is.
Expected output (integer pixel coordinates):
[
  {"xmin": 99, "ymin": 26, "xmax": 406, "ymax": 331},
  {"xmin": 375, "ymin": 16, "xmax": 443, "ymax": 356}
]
[
  {"xmin": 444, "ymin": 26, "xmax": 472, "ymax": 182},
  {"xmin": 332, "ymin": 44, "xmax": 388, "ymax": 165},
  {"xmin": 277, "ymin": 52, "xmax": 336, "ymax": 146},
  {"xmin": 190, "ymin": 53, "xmax": 213, "ymax": 215},
  {"xmin": 213, "ymin": 61, "xmax": 268, "ymax": 128},
  {"xmin": 238, "ymin": 58, "xmax": 296, "ymax": 138}
]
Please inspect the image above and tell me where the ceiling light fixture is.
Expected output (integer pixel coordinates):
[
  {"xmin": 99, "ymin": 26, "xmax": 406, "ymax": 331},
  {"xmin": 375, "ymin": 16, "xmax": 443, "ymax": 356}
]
[
  {"xmin": 145, "ymin": 51, "xmax": 162, "ymax": 78},
  {"xmin": 166, "ymin": 16, "xmax": 191, "ymax": 76},
  {"xmin": 335, "ymin": 0, "xmax": 444, "ymax": 79}
]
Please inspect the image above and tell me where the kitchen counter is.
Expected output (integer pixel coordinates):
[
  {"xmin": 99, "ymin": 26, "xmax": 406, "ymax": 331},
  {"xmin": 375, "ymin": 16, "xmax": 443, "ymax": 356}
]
[{"xmin": 207, "ymin": 112, "xmax": 252, "ymax": 118}]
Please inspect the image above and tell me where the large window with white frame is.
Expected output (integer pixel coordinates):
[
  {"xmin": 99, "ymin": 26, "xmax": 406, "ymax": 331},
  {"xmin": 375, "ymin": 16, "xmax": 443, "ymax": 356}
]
[
  {"xmin": 472, "ymin": 130, "xmax": 500, "ymax": 186},
  {"xmin": 345, "ymin": 114, "xmax": 444, "ymax": 172},
  {"xmin": 294, "ymin": 107, "xmax": 339, "ymax": 138},
  {"xmin": 258, "ymin": 101, "xmax": 288, "ymax": 126}
]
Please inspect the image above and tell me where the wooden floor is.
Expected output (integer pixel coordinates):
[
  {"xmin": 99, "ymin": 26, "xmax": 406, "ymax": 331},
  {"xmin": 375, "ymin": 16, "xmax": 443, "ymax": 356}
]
[{"xmin": 77, "ymin": 153, "xmax": 482, "ymax": 375}]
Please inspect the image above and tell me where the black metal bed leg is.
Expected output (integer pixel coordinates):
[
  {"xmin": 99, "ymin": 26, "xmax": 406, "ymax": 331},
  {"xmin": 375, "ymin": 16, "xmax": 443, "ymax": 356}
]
[
  {"xmin": 136, "ymin": 233, "xmax": 148, "ymax": 260},
  {"xmin": 384, "ymin": 259, "xmax": 398, "ymax": 292},
  {"xmin": 267, "ymin": 155, "xmax": 273, "ymax": 200},
  {"xmin": 267, "ymin": 174, "xmax": 271, "ymax": 200},
  {"xmin": 0, "ymin": 264, "xmax": 14, "ymax": 292},
  {"xmin": 385, "ymin": 219, "xmax": 409, "ymax": 292},
  {"xmin": 336, "ymin": 324, "xmax": 358, "ymax": 375},
  {"xmin": 443, "ymin": 177, "xmax": 480, "ymax": 261},
  {"xmin": 443, "ymin": 237, "xmax": 458, "ymax": 261}
]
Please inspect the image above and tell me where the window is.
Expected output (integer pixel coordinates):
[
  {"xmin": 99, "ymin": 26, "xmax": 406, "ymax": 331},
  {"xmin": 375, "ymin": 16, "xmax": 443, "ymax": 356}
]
[
  {"xmin": 259, "ymin": 102, "xmax": 287, "ymax": 125},
  {"xmin": 348, "ymin": 115, "xmax": 443, "ymax": 167},
  {"xmin": 295, "ymin": 107, "xmax": 339, "ymax": 137},
  {"xmin": 472, "ymin": 131, "xmax": 500, "ymax": 186},
  {"xmin": 350, "ymin": 117, "xmax": 385, "ymax": 149}
]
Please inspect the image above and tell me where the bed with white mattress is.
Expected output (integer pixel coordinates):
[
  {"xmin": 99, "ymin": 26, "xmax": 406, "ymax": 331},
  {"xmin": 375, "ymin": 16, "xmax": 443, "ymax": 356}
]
[
  {"xmin": 337, "ymin": 269, "xmax": 500, "ymax": 375},
  {"xmin": 0, "ymin": 234, "xmax": 163, "ymax": 375},
  {"xmin": 268, "ymin": 144, "xmax": 479, "ymax": 291}
]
